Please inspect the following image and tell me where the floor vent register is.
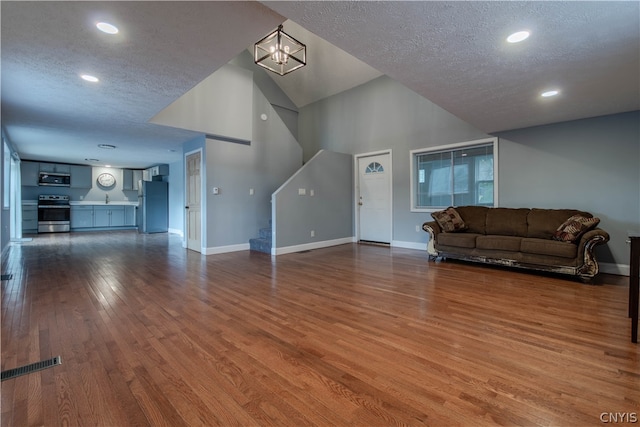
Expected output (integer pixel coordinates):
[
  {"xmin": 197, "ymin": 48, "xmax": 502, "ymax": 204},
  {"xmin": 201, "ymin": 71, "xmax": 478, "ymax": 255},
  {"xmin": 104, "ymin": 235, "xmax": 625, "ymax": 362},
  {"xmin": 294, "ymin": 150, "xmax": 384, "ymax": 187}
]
[{"xmin": 1, "ymin": 356, "xmax": 62, "ymax": 381}]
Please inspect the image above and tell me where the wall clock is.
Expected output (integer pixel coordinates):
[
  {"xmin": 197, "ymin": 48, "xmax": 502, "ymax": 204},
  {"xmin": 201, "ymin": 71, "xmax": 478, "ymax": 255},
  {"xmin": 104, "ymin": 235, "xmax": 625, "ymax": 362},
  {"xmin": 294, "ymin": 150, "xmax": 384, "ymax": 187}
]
[{"xmin": 97, "ymin": 172, "xmax": 116, "ymax": 187}]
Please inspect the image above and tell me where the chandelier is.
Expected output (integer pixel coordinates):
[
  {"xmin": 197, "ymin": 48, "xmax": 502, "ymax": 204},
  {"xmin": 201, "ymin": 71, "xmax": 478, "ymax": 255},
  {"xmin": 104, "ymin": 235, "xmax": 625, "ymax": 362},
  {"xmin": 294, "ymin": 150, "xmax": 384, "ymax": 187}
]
[{"xmin": 254, "ymin": 24, "xmax": 306, "ymax": 76}]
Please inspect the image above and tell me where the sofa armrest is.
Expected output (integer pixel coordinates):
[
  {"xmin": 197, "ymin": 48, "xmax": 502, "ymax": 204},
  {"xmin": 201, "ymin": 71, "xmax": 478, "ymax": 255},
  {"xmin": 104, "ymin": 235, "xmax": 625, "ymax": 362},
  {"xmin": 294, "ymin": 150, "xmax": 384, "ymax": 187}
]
[
  {"xmin": 422, "ymin": 221, "xmax": 441, "ymax": 257},
  {"xmin": 576, "ymin": 228, "xmax": 610, "ymax": 278}
]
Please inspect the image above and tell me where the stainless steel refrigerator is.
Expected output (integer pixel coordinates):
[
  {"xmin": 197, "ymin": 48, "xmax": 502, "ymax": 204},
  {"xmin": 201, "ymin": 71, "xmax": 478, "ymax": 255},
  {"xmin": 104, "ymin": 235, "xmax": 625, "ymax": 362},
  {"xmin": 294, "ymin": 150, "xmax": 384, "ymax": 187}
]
[{"xmin": 137, "ymin": 180, "xmax": 168, "ymax": 233}]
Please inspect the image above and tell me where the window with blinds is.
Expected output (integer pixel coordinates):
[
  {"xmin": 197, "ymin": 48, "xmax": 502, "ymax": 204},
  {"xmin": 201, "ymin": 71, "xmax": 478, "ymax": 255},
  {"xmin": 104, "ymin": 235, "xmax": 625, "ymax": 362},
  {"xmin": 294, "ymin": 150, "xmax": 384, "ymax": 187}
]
[{"xmin": 410, "ymin": 138, "xmax": 498, "ymax": 211}]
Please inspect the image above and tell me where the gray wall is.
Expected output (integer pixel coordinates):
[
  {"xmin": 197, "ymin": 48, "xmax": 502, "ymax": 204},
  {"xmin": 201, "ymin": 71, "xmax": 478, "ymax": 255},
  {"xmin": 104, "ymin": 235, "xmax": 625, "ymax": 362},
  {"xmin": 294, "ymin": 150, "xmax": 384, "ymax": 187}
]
[
  {"xmin": 21, "ymin": 166, "xmax": 139, "ymax": 203},
  {"xmin": 151, "ymin": 63, "xmax": 254, "ymax": 143},
  {"xmin": 495, "ymin": 111, "xmax": 640, "ymax": 269},
  {"xmin": 204, "ymin": 80, "xmax": 302, "ymax": 249},
  {"xmin": 230, "ymin": 51, "xmax": 299, "ymax": 139},
  {"xmin": 168, "ymin": 159, "xmax": 184, "ymax": 234},
  {"xmin": 298, "ymin": 75, "xmax": 639, "ymax": 270},
  {"xmin": 273, "ymin": 150, "xmax": 353, "ymax": 249},
  {"xmin": 298, "ymin": 75, "xmax": 489, "ymax": 246},
  {"xmin": 1, "ymin": 131, "xmax": 9, "ymax": 254}
]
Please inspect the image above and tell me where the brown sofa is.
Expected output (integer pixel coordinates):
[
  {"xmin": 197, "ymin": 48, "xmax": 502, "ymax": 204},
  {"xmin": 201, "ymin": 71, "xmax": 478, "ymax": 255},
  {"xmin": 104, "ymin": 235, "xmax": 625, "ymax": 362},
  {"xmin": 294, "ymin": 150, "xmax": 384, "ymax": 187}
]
[{"xmin": 422, "ymin": 206, "xmax": 609, "ymax": 281}]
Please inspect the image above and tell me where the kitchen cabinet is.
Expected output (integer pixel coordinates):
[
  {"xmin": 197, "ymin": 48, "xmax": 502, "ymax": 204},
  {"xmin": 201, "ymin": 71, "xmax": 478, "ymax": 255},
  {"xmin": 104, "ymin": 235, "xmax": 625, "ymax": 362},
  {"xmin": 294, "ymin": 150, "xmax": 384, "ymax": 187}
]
[
  {"xmin": 71, "ymin": 206, "xmax": 94, "ymax": 229},
  {"xmin": 94, "ymin": 206, "xmax": 125, "ymax": 227},
  {"xmin": 71, "ymin": 204, "xmax": 136, "ymax": 230},
  {"xmin": 39, "ymin": 163, "xmax": 70, "ymax": 173},
  {"xmin": 124, "ymin": 206, "xmax": 136, "ymax": 226},
  {"xmin": 123, "ymin": 169, "xmax": 143, "ymax": 191},
  {"xmin": 22, "ymin": 205, "xmax": 38, "ymax": 233},
  {"xmin": 149, "ymin": 164, "xmax": 169, "ymax": 177},
  {"xmin": 144, "ymin": 164, "xmax": 169, "ymax": 181},
  {"xmin": 21, "ymin": 161, "xmax": 40, "ymax": 186},
  {"xmin": 70, "ymin": 165, "xmax": 93, "ymax": 188}
]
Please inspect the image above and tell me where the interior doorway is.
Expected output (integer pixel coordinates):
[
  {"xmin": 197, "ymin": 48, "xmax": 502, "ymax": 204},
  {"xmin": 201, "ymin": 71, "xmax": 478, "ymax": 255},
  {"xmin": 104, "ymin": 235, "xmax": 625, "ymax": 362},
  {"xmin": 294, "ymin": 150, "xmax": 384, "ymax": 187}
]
[
  {"xmin": 185, "ymin": 150, "xmax": 202, "ymax": 253},
  {"xmin": 356, "ymin": 151, "xmax": 392, "ymax": 244}
]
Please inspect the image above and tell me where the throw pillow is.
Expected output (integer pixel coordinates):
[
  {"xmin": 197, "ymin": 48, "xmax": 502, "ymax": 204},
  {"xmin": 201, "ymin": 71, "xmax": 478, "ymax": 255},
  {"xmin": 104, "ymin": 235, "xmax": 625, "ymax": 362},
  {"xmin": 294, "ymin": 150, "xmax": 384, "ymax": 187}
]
[
  {"xmin": 552, "ymin": 215, "xmax": 600, "ymax": 243},
  {"xmin": 431, "ymin": 207, "xmax": 468, "ymax": 233}
]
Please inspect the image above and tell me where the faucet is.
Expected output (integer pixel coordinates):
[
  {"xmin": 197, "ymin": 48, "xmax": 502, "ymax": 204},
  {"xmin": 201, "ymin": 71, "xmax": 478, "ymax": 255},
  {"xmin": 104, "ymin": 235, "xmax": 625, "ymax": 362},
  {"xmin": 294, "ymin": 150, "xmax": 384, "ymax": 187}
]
[{"xmin": 105, "ymin": 193, "xmax": 109, "ymax": 204}]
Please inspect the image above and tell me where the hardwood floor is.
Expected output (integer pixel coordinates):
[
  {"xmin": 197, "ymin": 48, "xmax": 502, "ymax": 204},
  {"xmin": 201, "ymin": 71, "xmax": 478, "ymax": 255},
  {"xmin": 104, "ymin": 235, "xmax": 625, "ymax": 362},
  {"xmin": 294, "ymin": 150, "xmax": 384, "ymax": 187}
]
[{"xmin": 1, "ymin": 231, "xmax": 638, "ymax": 426}]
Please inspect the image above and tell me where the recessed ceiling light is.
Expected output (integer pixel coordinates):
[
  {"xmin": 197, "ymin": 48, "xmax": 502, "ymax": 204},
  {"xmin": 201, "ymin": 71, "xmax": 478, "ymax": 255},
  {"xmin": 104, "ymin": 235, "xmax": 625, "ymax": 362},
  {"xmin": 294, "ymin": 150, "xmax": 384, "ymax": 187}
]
[
  {"xmin": 85, "ymin": 158, "xmax": 100, "ymax": 162},
  {"xmin": 541, "ymin": 90, "xmax": 560, "ymax": 97},
  {"xmin": 96, "ymin": 22, "xmax": 119, "ymax": 35},
  {"xmin": 105, "ymin": 165, "xmax": 112, "ymax": 168},
  {"xmin": 81, "ymin": 74, "xmax": 99, "ymax": 83},
  {"xmin": 507, "ymin": 31, "xmax": 530, "ymax": 43},
  {"xmin": 97, "ymin": 144, "xmax": 116, "ymax": 149}
]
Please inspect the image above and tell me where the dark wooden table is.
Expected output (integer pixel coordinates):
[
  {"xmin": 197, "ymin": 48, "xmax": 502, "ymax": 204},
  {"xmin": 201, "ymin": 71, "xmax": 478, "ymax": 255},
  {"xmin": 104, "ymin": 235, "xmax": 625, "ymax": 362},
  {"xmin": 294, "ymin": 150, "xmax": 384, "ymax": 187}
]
[{"xmin": 629, "ymin": 232, "xmax": 639, "ymax": 343}]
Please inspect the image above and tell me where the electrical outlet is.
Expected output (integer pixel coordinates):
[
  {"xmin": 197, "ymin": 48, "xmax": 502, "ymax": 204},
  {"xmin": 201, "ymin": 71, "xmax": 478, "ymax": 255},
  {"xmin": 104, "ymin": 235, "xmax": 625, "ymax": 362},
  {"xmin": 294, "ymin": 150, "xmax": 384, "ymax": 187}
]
[
  {"xmin": 311, "ymin": 230, "xmax": 315, "ymax": 237},
  {"xmin": 249, "ymin": 188, "xmax": 254, "ymax": 196}
]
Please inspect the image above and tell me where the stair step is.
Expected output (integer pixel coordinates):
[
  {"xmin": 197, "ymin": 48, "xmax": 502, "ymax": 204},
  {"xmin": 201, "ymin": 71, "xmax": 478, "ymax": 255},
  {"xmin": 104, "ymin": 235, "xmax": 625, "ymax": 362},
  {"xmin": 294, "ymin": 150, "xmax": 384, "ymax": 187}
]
[
  {"xmin": 249, "ymin": 238, "xmax": 271, "ymax": 254},
  {"xmin": 259, "ymin": 227, "xmax": 272, "ymax": 239}
]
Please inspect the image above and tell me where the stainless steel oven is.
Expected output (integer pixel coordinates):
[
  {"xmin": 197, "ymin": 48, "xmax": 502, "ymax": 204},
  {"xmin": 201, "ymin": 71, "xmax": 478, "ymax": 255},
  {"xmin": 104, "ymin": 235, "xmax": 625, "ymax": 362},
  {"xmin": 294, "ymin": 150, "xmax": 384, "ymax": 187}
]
[{"xmin": 38, "ymin": 195, "xmax": 70, "ymax": 233}]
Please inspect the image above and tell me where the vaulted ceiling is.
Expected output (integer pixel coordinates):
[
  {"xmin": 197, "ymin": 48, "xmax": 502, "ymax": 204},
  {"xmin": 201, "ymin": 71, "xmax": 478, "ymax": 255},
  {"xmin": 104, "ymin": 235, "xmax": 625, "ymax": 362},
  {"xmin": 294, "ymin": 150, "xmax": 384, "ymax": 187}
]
[{"xmin": 2, "ymin": 1, "xmax": 638, "ymax": 169}]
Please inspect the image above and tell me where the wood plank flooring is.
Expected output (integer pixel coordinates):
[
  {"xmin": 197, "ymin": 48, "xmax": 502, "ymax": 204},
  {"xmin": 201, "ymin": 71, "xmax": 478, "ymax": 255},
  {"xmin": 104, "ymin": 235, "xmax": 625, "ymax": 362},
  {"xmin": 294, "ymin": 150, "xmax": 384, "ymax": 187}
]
[{"xmin": 1, "ymin": 231, "xmax": 638, "ymax": 426}]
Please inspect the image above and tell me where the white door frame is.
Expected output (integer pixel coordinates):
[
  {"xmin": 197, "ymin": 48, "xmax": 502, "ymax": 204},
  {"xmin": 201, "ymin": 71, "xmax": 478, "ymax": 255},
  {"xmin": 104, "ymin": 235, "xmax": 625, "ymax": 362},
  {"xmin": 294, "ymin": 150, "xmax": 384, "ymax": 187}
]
[
  {"xmin": 184, "ymin": 148, "xmax": 204, "ymax": 252},
  {"xmin": 354, "ymin": 149, "xmax": 393, "ymax": 243}
]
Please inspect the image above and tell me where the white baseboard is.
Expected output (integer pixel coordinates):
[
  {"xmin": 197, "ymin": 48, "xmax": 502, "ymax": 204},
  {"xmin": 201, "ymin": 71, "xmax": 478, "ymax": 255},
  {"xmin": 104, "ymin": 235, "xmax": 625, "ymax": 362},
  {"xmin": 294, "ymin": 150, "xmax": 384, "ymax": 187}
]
[
  {"xmin": 599, "ymin": 262, "xmax": 630, "ymax": 277},
  {"xmin": 168, "ymin": 228, "xmax": 183, "ymax": 237},
  {"xmin": 273, "ymin": 237, "xmax": 354, "ymax": 256},
  {"xmin": 391, "ymin": 240, "xmax": 427, "ymax": 251},
  {"xmin": 205, "ymin": 243, "xmax": 250, "ymax": 255}
]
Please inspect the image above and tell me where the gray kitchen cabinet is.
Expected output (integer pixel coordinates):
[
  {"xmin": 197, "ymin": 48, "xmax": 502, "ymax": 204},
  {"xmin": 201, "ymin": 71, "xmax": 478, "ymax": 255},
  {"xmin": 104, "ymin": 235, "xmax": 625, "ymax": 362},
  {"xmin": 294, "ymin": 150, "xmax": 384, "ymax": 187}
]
[
  {"xmin": 21, "ymin": 161, "xmax": 40, "ymax": 186},
  {"xmin": 39, "ymin": 163, "xmax": 70, "ymax": 173},
  {"xmin": 123, "ymin": 169, "xmax": 143, "ymax": 191},
  {"xmin": 70, "ymin": 165, "xmax": 93, "ymax": 188},
  {"xmin": 110, "ymin": 207, "xmax": 125, "ymax": 227},
  {"xmin": 124, "ymin": 206, "xmax": 136, "ymax": 226},
  {"xmin": 94, "ymin": 206, "xmax": 125, "ymax": 227},
  {"xmin": 22, "ymin": 205, "xmax": 38, "ymax": 233},
  {"xmin": 71, "ymin": 206, "xmax": 94, "ymax": 229},
  {"xmin": 149, "ymin": 164, "xmax": 169, "ymax": 177}
]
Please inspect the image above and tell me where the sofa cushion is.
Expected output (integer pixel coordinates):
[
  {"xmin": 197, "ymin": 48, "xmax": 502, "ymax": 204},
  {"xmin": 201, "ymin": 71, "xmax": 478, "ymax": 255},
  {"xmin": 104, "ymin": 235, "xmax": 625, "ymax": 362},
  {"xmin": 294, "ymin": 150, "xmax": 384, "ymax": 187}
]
[
  {"xmin": 455, "ymin": 206, "xmax": 488, "ymax": 234},
  {"xmin": 521, "ymin": 238, "xmax": 578, "ymax": 259},
  {"xmin": 437, "ymin": 232, "xmax": 480, "ymax": 249},
  {"xmin": 485, "ymin": 208, "xmax": 530, "ymax": 237},
  {"xmin": 552, "ymin": 215, "xmax": 600, "ymax": 243},
  {"xmin": 527, "ymin": 208, "xmax": 591, "ymax": 239},
  {"xmin": 431, "ymin": 207, "xmax": 468, "ymax": 232},
  {"xmin": 476, "ymin": 235, "xmax": 522, "ymax": 252}
]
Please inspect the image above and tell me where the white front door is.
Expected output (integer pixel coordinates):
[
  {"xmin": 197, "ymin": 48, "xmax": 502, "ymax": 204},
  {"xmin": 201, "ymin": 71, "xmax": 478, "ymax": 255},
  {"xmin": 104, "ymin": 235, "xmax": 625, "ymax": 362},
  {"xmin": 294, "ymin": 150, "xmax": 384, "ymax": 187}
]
[
  {"xmin": 357, "ymin": 152, "xmax": 392, "ymax": 243},
  {"xmin": 186, "ymin": 151, "xmax": 202, "ymax": 253}
]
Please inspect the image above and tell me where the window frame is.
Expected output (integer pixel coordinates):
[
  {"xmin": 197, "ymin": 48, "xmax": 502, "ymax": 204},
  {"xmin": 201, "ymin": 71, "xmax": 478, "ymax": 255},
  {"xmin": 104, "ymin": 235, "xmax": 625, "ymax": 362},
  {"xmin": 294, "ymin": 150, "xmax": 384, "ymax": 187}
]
[{"xmin": 410, "ymin": 137, "xmax": 499, "ymax": 212}]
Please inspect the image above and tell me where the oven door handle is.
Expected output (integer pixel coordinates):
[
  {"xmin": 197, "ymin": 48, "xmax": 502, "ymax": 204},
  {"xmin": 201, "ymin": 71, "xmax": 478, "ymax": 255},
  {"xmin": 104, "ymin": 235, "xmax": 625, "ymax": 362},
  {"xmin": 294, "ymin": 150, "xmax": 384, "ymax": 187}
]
[{"xmin": 37, "ymin": 205, "xmax": 71, "ymax": 209}]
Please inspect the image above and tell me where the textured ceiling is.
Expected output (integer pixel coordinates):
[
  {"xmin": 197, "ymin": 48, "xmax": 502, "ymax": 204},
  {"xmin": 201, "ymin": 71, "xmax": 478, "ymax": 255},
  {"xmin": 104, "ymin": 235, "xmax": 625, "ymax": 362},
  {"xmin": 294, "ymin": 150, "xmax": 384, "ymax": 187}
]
[
  {"xmin": 1, "ymin": 1, "xmax": 639, "ymax": 169},
  {"xmin": 1, "ymin": 1, "xmax": 284, "ymax": 168},
  {"xmin": 264, "ymin": 1, "xmax": 640, "ymax": 133}
]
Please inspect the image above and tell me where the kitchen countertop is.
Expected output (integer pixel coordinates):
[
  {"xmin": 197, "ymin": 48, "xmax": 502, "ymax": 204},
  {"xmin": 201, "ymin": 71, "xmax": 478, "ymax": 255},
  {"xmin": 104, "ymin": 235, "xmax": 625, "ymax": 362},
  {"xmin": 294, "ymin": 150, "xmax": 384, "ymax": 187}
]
[
  {"xmin": 70, "ymin": 201, "xmax": 138, "ymax": 206},
  {"xmin": 23, "ymin": 200, "xmax": 138, "ymax": 206}
]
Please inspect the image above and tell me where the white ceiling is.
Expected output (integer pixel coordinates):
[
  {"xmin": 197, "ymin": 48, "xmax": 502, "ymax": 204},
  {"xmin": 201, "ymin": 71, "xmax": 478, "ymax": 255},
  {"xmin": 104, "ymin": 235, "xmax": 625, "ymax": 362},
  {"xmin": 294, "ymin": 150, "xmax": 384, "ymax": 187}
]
[{"xmin": 2, "ymin": 1, "xmax": 638, "ymax": 169}]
